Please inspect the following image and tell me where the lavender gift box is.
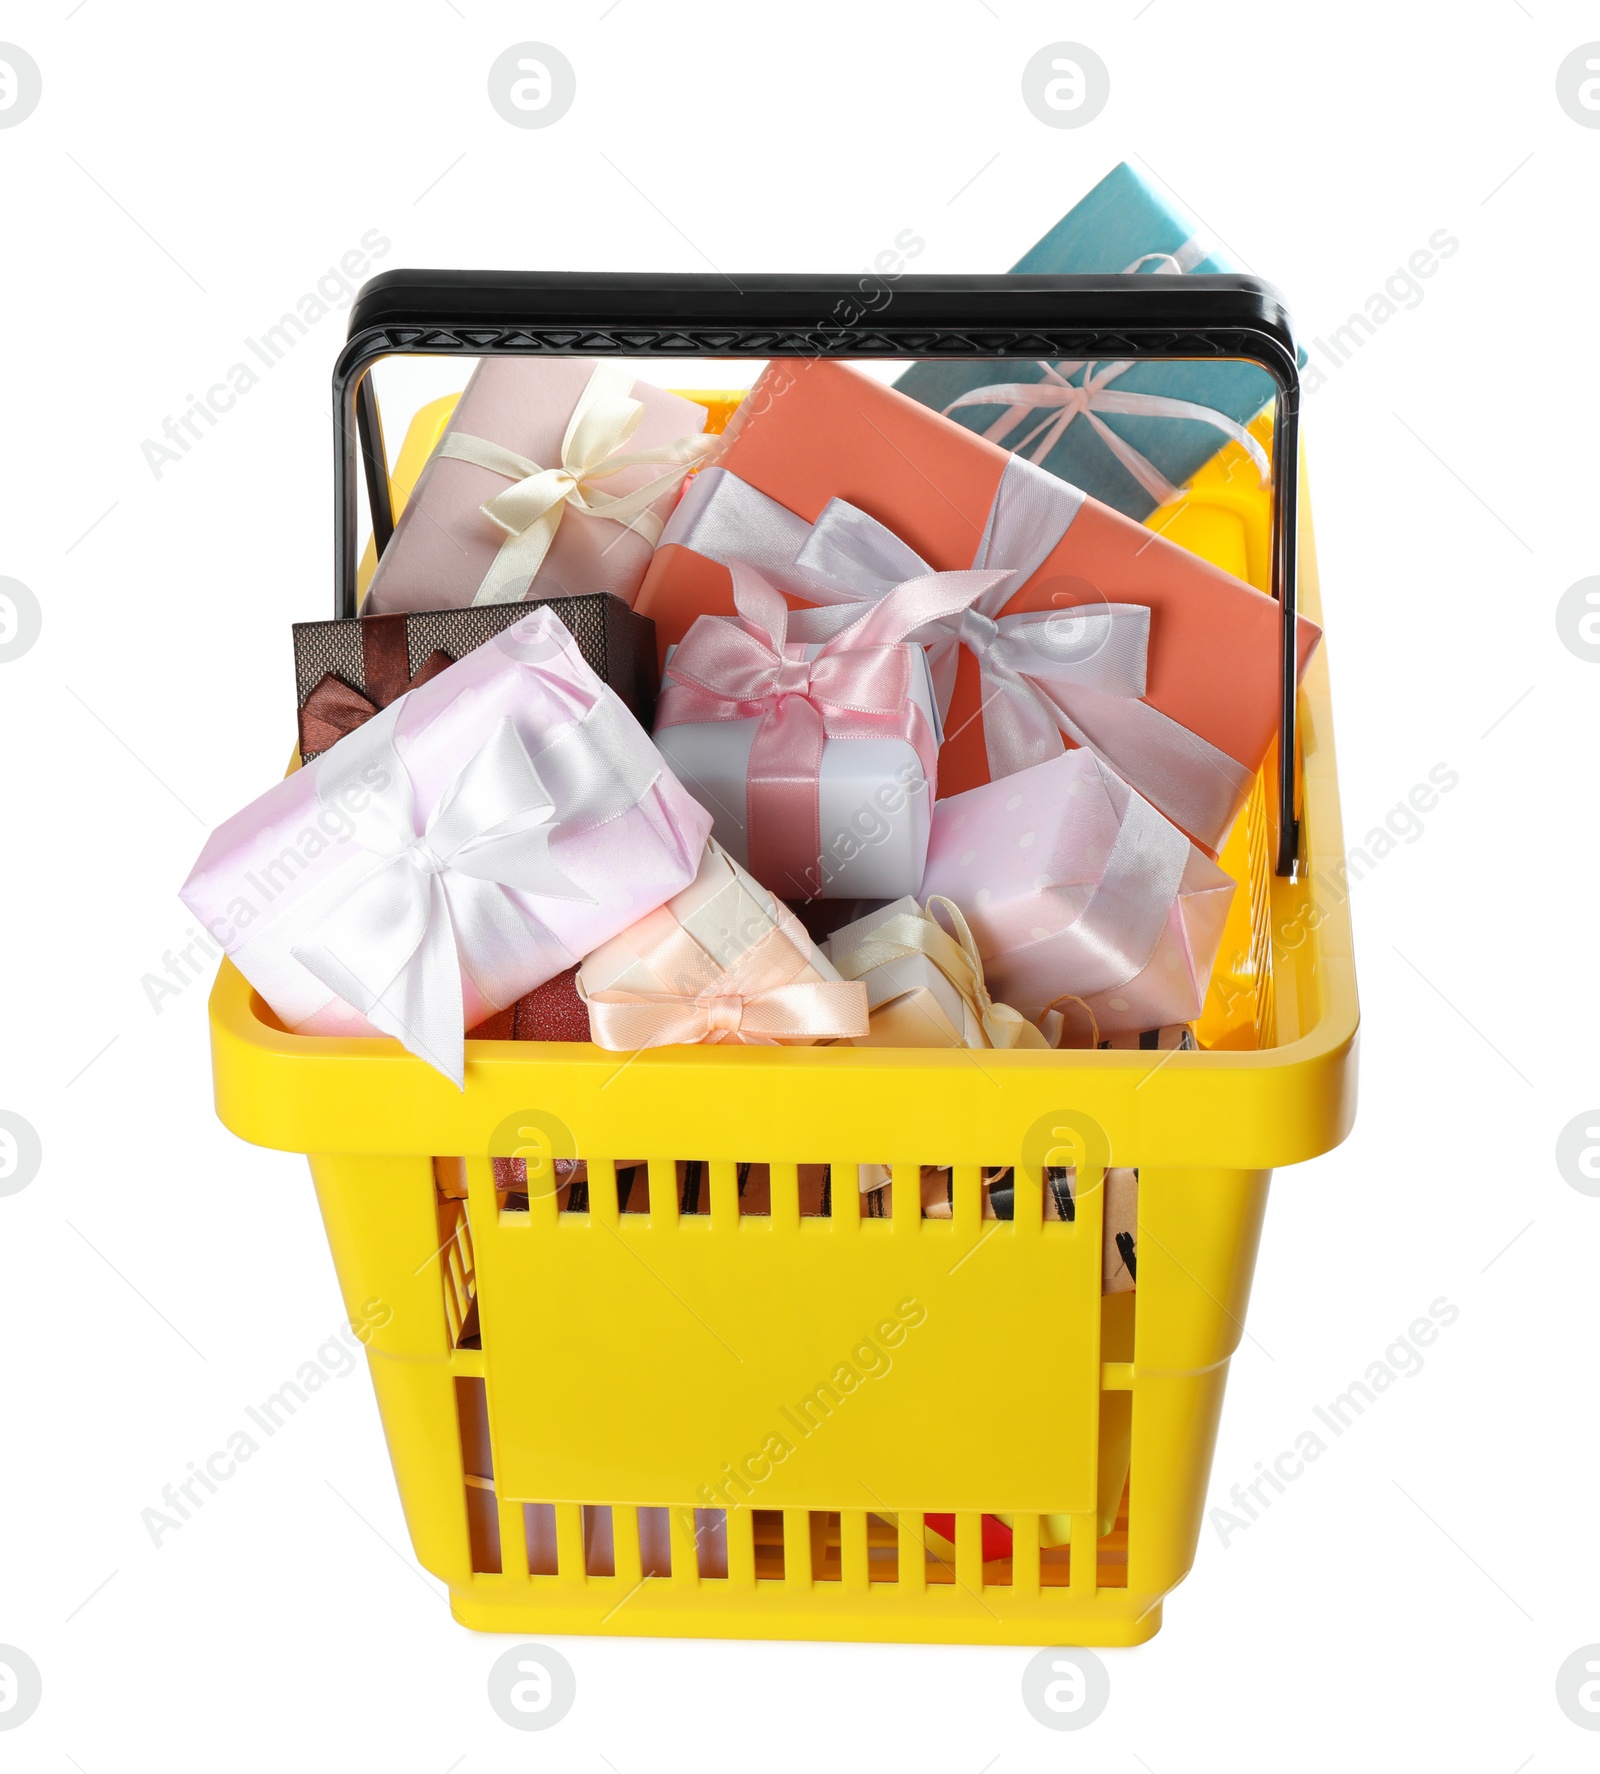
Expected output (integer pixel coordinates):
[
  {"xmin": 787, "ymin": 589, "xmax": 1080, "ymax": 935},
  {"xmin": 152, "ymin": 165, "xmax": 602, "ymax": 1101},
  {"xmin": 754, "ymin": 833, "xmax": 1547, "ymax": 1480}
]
[
  {"xmin": 180, "ymin": 608, "xmax": 713, "ymax": 1084},
  {"xmin": 917, "ymin": 748, "xmax": 1233, "ymax": 1035},
  {"xmin": 362, "ymin": 357, "xmax": 713, "ymax": 616}
]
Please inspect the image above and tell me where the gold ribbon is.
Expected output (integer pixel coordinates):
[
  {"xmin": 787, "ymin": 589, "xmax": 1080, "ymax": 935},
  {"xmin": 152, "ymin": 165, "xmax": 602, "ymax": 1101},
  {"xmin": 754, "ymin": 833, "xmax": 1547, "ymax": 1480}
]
[
  {"xmin": 1037, "ymin": 993, "xmax": 1102, "ymax": 1050},
  {"xmin": 831, "ymin": 896, "xmax": 1049, "ymax": 1051},
  {"xmin": 438, "ymin": 363, "xmax": 717, "ymax": 605}
]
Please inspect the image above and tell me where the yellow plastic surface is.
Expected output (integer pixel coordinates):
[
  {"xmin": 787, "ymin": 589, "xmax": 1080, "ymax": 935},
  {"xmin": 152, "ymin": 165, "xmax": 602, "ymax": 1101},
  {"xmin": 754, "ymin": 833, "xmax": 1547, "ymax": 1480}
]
[
  {"xmin": 210, "ymin": 397, "xmax": 1357, "ymax": 1646},
  {"xmin": 1181, "ymin": 414, "xmax": 1279, "ymax": 1053}
]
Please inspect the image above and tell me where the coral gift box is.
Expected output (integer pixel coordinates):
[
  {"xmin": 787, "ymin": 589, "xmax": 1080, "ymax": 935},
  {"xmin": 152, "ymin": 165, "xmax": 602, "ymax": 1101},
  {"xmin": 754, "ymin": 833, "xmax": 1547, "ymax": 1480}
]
[{"xmin": 635, "ymin": 358, "xmax": 1318, "ymax": 850}]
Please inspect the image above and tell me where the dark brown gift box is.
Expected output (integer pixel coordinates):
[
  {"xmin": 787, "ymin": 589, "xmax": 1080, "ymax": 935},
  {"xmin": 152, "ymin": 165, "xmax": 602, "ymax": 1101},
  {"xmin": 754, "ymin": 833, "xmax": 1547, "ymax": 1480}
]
[{"xmin": 292, "ymin": 593, "xmax": 658, "ymax": 762}]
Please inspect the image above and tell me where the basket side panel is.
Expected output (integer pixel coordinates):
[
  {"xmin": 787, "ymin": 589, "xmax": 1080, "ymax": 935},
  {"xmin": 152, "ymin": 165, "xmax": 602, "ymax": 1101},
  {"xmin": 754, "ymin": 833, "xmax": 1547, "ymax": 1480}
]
[
  {"xmin": 306, "ymin": 1153, "xmax": 452, "ymax": 1359},
  {"xmin": 473, "ymin": 1156, "xmax": 1108, "ymax": 1518},
  {"xmin": 1135, "ymin": 1168, "xmax": 1272, "ymax": 1373},
  {"xmin": 1126, "ymin": 1364, "xmax": 1231, "ymax": 1599}
]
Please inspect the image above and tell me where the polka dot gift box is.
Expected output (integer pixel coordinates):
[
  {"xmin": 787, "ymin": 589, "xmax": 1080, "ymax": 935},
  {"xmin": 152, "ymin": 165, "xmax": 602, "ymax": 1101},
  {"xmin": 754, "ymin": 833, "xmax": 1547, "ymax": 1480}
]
[{"xmin": 917, "ymin": 748, "xmax": 1233, "ymax": 1037}]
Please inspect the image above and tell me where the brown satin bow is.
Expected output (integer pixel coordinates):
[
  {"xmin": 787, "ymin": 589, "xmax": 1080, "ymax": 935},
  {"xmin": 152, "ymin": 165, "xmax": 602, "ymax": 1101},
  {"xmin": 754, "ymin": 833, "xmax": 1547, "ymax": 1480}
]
[{"xmin": 298, "ymin": 613, "xmax": 455, "ymax": 758}]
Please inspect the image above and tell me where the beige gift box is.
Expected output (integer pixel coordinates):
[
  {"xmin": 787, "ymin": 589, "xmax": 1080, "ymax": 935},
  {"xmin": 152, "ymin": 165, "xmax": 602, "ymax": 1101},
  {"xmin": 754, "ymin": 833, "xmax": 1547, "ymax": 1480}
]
[{"xmin": 822, "ymin": 896, "xmax": 1049, "ymax": 1050}]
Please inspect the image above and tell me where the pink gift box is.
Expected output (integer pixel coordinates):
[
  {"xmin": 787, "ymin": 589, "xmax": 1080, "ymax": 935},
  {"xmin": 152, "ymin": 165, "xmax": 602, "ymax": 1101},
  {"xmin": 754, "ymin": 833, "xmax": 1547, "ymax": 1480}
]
[
  {"xmin": 917, "ymin": 749, "xmax": 1233, "ymax": 1035},
  {"xmin": 362, "ymin": 357, "xmax": 712, "ymax": 616},
  {"xmin": 180, "ymin": 608, "xmax": 713, "ymax": 1084}
]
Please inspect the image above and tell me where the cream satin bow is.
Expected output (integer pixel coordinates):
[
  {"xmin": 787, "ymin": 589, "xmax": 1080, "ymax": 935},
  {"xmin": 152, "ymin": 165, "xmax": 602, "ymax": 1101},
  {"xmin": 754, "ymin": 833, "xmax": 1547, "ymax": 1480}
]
[
  {"xmin": 438, "ymin": 362, "xmax": 717, "ymax": 605},
  {"xmin": 831, "ymin": 896, "xmax": 1049, "ymax": 1051}
]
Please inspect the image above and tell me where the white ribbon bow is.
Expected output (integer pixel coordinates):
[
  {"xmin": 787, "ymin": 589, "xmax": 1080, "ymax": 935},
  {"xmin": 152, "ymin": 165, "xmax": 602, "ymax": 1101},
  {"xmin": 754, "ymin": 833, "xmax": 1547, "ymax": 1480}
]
[
  {"xmin": 659, "ymin": 464, "xmax": 1253, "ymax": 850},
  {"xmin": 438, "ymin": 362, "xmax": 717, "ymax": 605},
  {"xmin": 290, "ymin": 692, "xmax": 660, "ymax": 1087}
]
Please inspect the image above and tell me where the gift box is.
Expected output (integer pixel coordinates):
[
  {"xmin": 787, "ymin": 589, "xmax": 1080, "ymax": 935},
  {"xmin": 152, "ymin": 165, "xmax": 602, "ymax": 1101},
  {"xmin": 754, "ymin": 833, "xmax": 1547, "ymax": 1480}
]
[
  {"xmin": 1038, "ymin": 998, "xmax": 1199, "ymax": 1052},
  {"xmin": 467, "ymin": 963, "xmax": 591, "ymax": 1044},
  {"xmin": 496, "ymin": 1158, "xmax": 650, "ymax": 1208},
  {"xmin": 576, "ymin": 840, "xmax": 869, "ymax": 1049},
  {"xmin": 180, "ymin": 608, "xmax": 713, "ymax": 1085},
  {"xmin": 293, "ymin": 595, "xmax": 659, "ymax": 762},
  {"xmin": 634, "ymin": 359, "xmax": 1320, "ymax": 843},
  {"xmin": 1094, "ymin": 1023, "xmax": 1194, "ymax": 1056},
  {"xmin": 362, "ymin": 357, "xmax": 713, "ymax": 616},
  {"xmin": 915, "ymin": 1163, "xmax": 1137, "ymax": 1286},
  {"xmin": 893, "ymin": 162, "xmax": 1282, "ymax": 521},
  {"xmin": 652, "ymin": 565, "xmax": 990, "ymax": 900},
  {"xmin": 822, "ymin": 896, "xmax": 1049, "ymax": 1049},
  {"xmin": 466, "ymin": 969, "xmax": 617, "ymax": 1191},
  {"xmin": 791, "ymin": 895, "xmax": 894, "ymax": 947},
  {"xmin": 725, "ymin": 1163, "xmax": 833, "ymax": 1216},
  {"xmin": 917, "ymin": 749, "xmax": 1233, "ymax": 1035},
  {"xmin": 861, "ymin": 1161, "xmax": 1135, "ymax": 1290},
  {"xmin": 861, "ymin": 1167, "xmax": 958, "ymax": 1219}
]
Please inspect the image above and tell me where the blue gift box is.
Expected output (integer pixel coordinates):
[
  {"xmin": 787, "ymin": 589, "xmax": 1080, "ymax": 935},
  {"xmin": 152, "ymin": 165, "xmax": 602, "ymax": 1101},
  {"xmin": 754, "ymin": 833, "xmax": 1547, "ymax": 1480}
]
[{"xmin": 894, "ymin": 162, "xmax": 1282, "ymax": 521}]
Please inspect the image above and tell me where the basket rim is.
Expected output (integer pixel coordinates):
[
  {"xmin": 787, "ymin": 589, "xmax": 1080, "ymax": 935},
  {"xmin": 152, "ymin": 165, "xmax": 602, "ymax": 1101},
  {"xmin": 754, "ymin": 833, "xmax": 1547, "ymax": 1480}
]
[{"xmin": 208, "ymin": 442, "xmax": 1357, "ymax": 1172}]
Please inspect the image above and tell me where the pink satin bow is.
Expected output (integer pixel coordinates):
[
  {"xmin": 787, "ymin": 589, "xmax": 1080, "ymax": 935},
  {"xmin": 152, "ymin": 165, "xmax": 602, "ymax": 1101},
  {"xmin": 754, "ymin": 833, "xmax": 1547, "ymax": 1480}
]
[
  {"xmin": 656, "ymin": 561, "xmax": 1009, "ymax": 897},
  {"xmin": 582, "ymin": 914, "xmax": 869, "ymax": 1048}
]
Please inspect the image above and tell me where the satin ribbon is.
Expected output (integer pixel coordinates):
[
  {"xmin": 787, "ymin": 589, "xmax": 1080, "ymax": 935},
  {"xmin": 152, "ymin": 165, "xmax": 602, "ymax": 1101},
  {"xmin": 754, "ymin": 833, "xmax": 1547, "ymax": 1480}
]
[
  {"xmin": 582, "ymin": 907, "xmax": 869, "ymax": 1049},
  {"xmin": 831, "ymin": 896, "xmax": 1048, "ymax": 1050},
  {"xmin": 1036, "ymin": 993, "xmax": 1102, "ymax": 1051},
  {"xmin": 659, "ymin": 466, "xmax": 1252, "ymax": 851},
  {"xmin": 288, "ymin": 689, "xmax": 662, "ymax": 1087},
  {"xmin": 656, "ymin": 560, "xmax": 1007, "ymax": 896},
  {"xmin": 1022, "ymin": 761, "xmax": 1193, "ymax": 998},
  {"xmin": 941, "ymin": 241, "xmax": 1269, "ymax": 509},
  {"xmin": 437, "ymin": 362, "xmax": 717, "ymax": 605},
  {"xmin": 943, "ymin": 360, "xmax": 1270, "ymax": 511},
  {"xmin": 299, "ymin": 614, "xmax": 455, "ymax": 757}
]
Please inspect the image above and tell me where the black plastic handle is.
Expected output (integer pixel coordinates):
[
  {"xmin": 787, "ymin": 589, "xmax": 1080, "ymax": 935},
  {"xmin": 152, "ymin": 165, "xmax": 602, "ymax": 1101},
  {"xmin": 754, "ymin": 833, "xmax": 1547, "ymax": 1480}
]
[{"xmin": 333, "ymin": 271, "xmax": 1302, "ymax": 874}]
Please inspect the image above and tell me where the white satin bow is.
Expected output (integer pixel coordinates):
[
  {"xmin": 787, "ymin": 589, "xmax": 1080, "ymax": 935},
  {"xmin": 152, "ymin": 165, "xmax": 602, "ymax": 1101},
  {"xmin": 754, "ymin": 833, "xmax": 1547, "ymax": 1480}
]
[
  {"xmin": 290, "ymin": 695, "xmax": 658, "ymax": 1087},
  {"xmin": 438, "ymin": 362, "xmax": 716, "ymax": 605}
]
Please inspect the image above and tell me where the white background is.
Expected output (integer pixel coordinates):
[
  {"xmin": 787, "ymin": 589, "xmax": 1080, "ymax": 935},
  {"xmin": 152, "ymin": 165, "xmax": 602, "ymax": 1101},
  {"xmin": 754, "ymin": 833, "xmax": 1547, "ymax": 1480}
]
[{"xmin": 2, "ymin": 1, "xmax": 1597, "ymax": 1767}]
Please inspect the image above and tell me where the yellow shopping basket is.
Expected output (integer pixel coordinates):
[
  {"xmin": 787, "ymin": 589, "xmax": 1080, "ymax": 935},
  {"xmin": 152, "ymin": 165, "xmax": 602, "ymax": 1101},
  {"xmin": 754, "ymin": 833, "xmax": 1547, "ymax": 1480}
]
[{"xmin": 207, "ymin": 274, "xmax": 1357, "ymax": 1646}]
